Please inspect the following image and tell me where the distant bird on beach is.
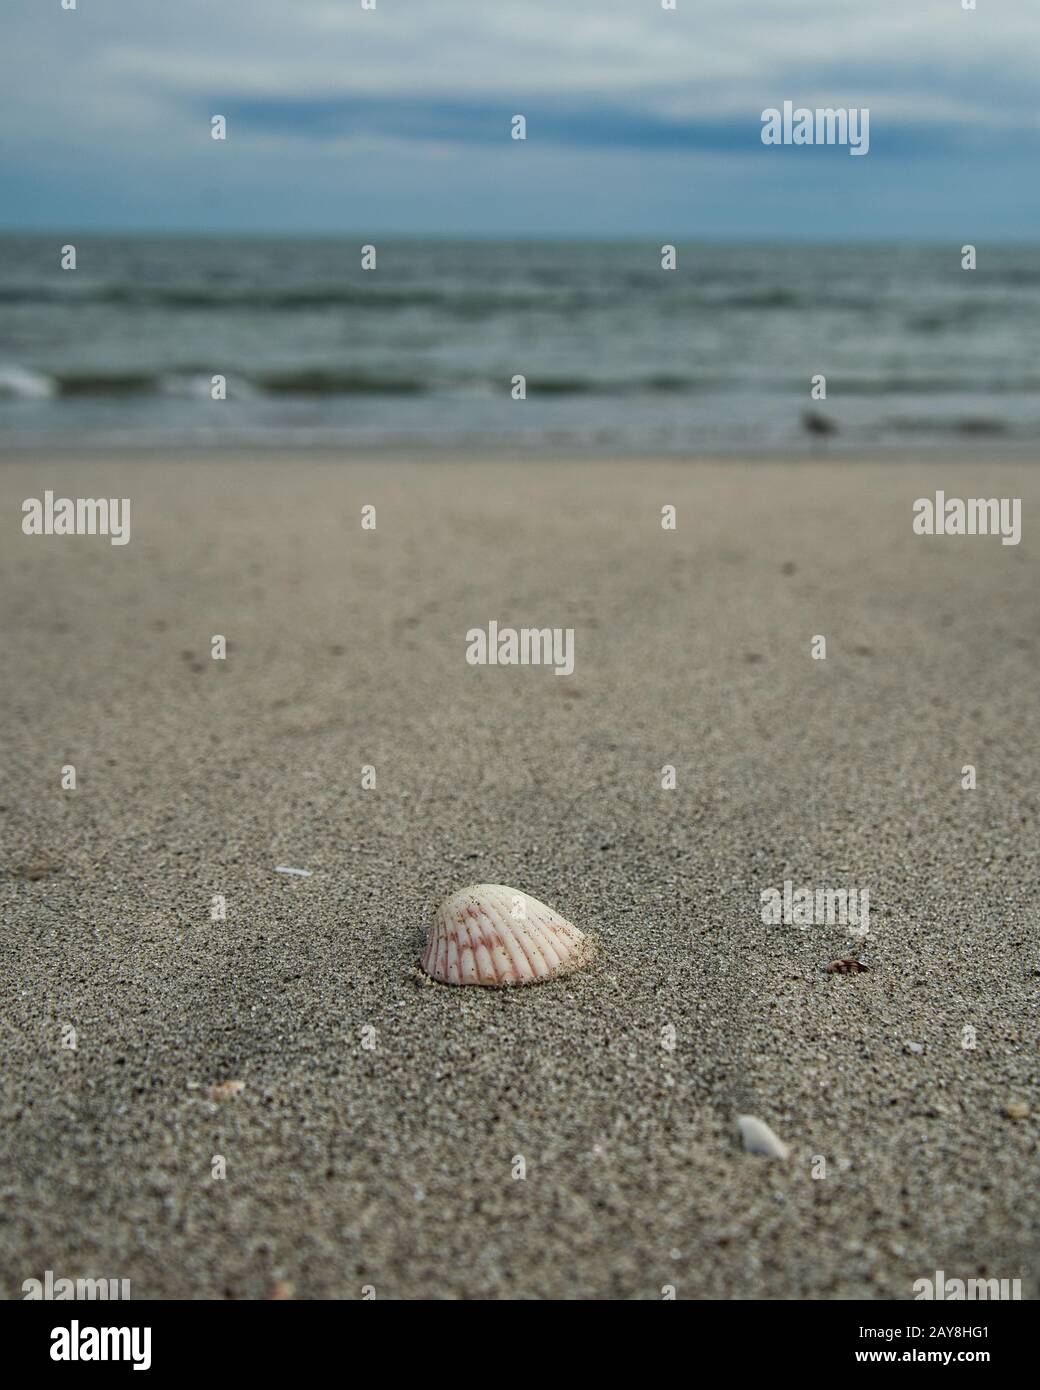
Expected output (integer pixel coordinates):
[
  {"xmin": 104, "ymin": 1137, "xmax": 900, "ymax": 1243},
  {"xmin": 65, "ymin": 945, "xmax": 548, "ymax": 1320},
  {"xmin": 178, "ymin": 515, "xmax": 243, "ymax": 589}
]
[{"xmin": 801, "ymin": 409, "xmax": 837, "ymax": 439}]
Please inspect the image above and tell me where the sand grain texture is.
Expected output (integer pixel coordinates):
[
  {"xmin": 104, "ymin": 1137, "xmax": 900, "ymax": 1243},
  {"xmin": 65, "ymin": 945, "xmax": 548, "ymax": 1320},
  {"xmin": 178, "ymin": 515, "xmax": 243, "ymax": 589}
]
[{"xmin": 1, "ymin": 453, "xmax": 1037, "ymax": 1299}]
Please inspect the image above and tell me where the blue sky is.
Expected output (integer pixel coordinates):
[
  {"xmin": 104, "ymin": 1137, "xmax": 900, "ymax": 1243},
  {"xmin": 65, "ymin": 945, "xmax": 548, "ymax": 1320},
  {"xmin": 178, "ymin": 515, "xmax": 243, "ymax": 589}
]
[{"xmin": 3, "ymin": 0, "xmax": 1038, "ymax": 239}]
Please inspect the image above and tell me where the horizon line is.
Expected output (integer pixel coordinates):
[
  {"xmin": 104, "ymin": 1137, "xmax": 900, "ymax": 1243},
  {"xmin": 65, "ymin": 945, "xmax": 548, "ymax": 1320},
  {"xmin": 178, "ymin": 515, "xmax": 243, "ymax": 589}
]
[{"xmin": 2, "ymin": 227, "xmax": 1039, "ymax": 248}]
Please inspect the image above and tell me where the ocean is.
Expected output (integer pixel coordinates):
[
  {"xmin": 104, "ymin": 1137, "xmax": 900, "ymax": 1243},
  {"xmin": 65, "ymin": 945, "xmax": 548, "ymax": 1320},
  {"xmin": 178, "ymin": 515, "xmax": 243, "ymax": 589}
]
[{"xmin": 1, "ymin": 235, "xmax": 1037, "ymax": 453}]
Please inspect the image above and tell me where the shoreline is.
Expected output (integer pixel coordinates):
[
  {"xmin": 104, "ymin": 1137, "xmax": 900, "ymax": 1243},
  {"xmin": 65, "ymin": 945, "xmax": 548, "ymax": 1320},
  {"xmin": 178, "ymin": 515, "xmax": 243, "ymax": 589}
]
[{"xmin": 3, "ymin": 442, "xmax": 1038, "ymax": 464}]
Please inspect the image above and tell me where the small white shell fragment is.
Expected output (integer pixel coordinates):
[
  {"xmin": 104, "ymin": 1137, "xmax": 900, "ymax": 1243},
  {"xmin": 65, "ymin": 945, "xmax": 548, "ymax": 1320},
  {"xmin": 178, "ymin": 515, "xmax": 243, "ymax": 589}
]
[
  {"xmin": 737, "ymin": 1114, "xmax": 790, "ymax": 1159},
  {"xmin": 422, "ymin": 884, "xmax": 595, "ymax": 987},
  {"xmin": 274, "ymin": 866, "xmax": 312, "ymax": 876}
]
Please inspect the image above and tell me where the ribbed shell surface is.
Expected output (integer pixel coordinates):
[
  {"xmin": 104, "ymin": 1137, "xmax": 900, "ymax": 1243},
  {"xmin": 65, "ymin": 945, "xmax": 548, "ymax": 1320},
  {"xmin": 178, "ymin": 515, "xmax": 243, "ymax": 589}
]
[{"xmin": 421, "ymin": 884, "xmax": 592, "ymax": 987}]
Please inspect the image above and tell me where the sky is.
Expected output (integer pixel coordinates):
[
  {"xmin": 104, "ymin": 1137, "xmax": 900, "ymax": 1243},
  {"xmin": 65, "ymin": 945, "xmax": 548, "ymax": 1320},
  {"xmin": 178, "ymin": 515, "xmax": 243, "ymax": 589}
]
[{"xmin": 2, "ymin": 0, "xmax": 1038, "ymax": 240}]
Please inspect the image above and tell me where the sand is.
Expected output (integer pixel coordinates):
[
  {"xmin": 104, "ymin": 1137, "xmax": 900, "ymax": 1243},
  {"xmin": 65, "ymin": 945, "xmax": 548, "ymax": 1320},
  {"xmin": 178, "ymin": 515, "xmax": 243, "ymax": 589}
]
[{"xmin": 1, "ymin": 451, "xmax": 1037, "ymax": 1300}]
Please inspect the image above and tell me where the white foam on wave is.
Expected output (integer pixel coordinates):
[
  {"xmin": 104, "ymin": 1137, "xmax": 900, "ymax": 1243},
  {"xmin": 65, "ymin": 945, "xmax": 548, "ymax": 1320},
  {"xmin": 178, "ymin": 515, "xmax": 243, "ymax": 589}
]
[
  {"xmin": 157, "ymin": 372, "xmax": 259, "ymax": 400},
  {"xmin": 157, "ymin": 373, "xmax": 215, "ymax": 400},
  {"xmin": 0, "ymin": 364, "xmax": 56, "ymax": 399}
]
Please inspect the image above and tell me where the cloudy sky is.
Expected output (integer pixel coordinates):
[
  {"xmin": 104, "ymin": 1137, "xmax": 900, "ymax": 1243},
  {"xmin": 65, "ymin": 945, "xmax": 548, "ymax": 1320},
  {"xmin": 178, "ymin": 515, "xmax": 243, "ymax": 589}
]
[{"xmin": 4, "ymin": 0, "xmax": 1038, "ymax": 239}]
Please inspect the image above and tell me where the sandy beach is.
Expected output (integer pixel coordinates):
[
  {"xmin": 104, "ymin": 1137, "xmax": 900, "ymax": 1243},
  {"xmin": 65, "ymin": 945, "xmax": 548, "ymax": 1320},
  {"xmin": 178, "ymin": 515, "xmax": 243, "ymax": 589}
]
[{"xmin": 1, "ymin": 451, "xmax": 1037, "ymax": 1300}]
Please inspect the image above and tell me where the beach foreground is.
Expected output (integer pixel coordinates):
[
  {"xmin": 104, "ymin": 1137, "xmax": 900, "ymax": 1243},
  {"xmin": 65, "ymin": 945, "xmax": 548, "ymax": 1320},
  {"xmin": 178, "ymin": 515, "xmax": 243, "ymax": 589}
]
[{"xmin": 1, "ymin": 452, "xmax": 1037, "ymax": 1300}]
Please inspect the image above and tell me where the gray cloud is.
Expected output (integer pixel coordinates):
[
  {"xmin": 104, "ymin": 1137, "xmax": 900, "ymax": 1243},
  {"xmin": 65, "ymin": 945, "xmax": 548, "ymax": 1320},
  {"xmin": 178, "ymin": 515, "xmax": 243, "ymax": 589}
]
[{"xmin": 4, "ymin": 0, "xmax": 1038, "ymax": 235}]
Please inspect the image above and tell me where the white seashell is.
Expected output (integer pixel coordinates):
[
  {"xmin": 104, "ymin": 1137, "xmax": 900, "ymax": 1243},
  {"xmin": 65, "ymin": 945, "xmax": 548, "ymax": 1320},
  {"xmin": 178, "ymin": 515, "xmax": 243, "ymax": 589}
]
[
  {"xmin": 422, "ymin": 884, "xmax": 595, "ymax": 987},
  {"xmin": 737, "ymin": 1114, "xmax": 790, "ymax": 1159}
]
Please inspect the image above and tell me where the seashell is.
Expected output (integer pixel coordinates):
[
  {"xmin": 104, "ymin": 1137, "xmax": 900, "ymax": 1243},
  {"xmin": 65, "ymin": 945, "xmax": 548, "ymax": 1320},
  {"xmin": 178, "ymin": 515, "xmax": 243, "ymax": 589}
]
[
  {"xmin": 422, "ymin": 884, "xmax": 594, "ymax": 987},
  {"xmin": 206, "ymin": 1080, "xmax": 245, "ymax": 1101},
  {"xmin": 824, "ymin": 957, "xmax": 869, "ymax": 974},
  {"xmin": 737, "ymin": 1114, "xmax": 790, "ymax": 1159}
]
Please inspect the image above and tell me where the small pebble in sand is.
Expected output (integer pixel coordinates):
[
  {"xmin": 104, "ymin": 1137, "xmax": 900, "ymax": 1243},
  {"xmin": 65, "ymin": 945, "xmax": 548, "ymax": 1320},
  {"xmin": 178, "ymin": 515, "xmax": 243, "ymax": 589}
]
[
  {"xmin": 904, "ymin": 1042, "xmax": 925, "ymax": 1056},
  {"xmin": 266, "ymin": 1279, "xmax": 294, "ymax": 1300},
  {"xmin": 1004, "ymin": 1101, "xmax": 1030, "ymax": 1120},
  {"xmin": 206, "ymin": 1080, "xmax": 245, "ymax": 1100},
  {"xmin": 421, "ymin": 884, "xmax": 595, "ymax": 987},
  {"xmin": 824, "ymin": 958, "xmax": 869, "ymax": 973},
  {"xmin": 274, "ymin": 866, "xmax": 312, "ymax": 877},
  {"xmin": 737, "ymin": 1114, "xmax": 790, "ymax": 1159}
]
